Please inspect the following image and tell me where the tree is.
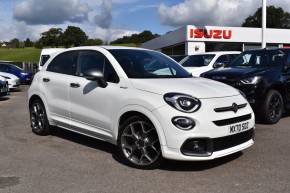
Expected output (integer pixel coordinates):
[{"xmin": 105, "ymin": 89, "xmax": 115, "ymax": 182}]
[
  {"xmin": 111, "ymin": 30, "xmax": 160, "ymax": 44},
  {"xmin": 9, "ymin": 38, "xmax": 20, "ymax": 48},
  {"xmin": 40, "ymin": 28, "xmax": 63, "ymax": 47},
  {"xmin": 84, "ymin": 39, "xmax": 103, "ymax": 46},
  {"xmin": 34, "ymin": 40, "xmax": 44, "ymax": 49},
  {"xmin": 62, "ymin": 26, "xmax": 88, "ymax": 47},
  {"xmin": 242, "ymin": 6, "xmax": 290, "ymax": 29},
  {"xmin": 24, "ymin": 38, "xmax": 33, "ymax": 47}
]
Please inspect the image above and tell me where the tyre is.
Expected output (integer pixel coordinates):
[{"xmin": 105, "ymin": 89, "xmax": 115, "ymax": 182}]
[
  {"xmin": 117, "ymin": 116, "xmax": 162, "ymax": 169},
  {"xmin": 259, "ymin": 90, "xmax": 284, "ymax": 124},
  {"xmin": 29, "ymin": 99, "xmax": 50, "ymax": 136}
]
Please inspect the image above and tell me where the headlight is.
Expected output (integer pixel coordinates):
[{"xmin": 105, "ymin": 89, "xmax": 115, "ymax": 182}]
[
  {"xmin": 164, "ymin": 93, "xmax": 201, "ymax": 113},
  {"xmin": 21, "ymin": 72, "xmax": 28, "ymax": 75},
  {"xmin": 240, "ymin": 76, "xmax": 261, "ymax": 84}
]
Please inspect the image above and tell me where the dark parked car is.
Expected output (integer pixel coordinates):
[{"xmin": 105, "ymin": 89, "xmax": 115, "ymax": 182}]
[
  {"xmin": 0, "ymin": 63, "xmax": 33, "ymax": 84},
  {"xmin": 0, "ymin": 78, "xmax": 8, "ymax": 97},
  {"xmin": 201, "ymin": 48, "xmax": 290, "ymax": 124}
]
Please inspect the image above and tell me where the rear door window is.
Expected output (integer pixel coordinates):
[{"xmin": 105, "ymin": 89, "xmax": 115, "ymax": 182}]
[
  {"xmin": 47, "ymin": 51, "xmax": 78, "ymax": 75},
  {"xmin": 0, "ymin": 64, "xmax": 9, "ymax": 72},
  {"xmin": 267, "ymin": 50, "xmax": 286, "ymax": 66}
]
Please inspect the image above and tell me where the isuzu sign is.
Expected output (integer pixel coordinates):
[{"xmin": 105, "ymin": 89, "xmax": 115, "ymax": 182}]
[{"xmin": 190, "ymin": 28, "xmax": 232, "ymax": 40}]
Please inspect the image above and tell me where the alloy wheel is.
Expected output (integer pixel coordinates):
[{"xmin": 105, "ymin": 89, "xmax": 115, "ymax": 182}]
[
  {"xmin": 30, "ymin": 102, "xmax": 46, "ymax": 133},
  {"xmin": 268, "ymin": 94, "xmax": 282, "ymax": 121},
  {"xmin": 120, "ymin": 121, "xmax": 161, "ymax": 166}
]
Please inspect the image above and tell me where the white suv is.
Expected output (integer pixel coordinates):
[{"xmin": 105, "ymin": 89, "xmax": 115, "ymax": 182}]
[
  {"xmin": 180, "ymin": 51, "xmax": 241, "ymax": 77},
  {"xmin": 28, "ymin": 46, "xmax": 255, "ymax": 169}
]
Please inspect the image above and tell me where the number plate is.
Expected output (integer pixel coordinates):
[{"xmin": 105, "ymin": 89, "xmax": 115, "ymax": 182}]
[{"xmin": 229, "ymin": 122, "xmax": 249, "ymax": 134}]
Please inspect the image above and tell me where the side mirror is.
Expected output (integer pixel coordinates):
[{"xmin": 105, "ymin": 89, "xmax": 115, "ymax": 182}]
[
  {"xmin": 213, "ymin": 62, "xmax": 225, "ymax": 68},
  {"xmin": 83, "ymin": 69, "xmax": 108, "ymax": 88}
]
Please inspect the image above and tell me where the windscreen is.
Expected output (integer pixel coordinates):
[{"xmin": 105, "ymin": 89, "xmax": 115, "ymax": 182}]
[
  {"xmin": 109, "ymin": 49, "xmax": 191, "ymax": 79},
  {"xmin": 181, "ymin": 54, "xmax": 215, "ymax": 67}
]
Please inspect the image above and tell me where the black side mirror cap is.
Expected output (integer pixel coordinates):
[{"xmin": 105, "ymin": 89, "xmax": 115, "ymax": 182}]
[{"xmin": 213, "ymin": 62, "xmax": 225, "ymax": 68}]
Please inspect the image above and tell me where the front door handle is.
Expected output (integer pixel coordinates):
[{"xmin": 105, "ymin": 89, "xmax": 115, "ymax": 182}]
[
  {"xmin": 43, "ymin": 78, "xmax": 50, "ymax": 82},
  {"xmin": 70, "ymin": 83, "xmax": 80, "ymax": 88}
]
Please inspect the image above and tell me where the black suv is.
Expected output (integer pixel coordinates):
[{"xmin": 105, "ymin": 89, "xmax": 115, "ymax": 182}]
[{"xmin": 201, "ymin": 48, "xmax": 290, "ymax": 124}]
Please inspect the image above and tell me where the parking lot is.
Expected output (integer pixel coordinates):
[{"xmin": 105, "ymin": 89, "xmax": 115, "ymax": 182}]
[{"xmin": 0, "ymin": 86, "xmax": 289, "ymax": 193}]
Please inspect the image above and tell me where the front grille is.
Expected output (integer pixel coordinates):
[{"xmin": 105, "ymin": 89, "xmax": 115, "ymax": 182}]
[
  {"xmin": 213, "ymin": 114, "xmax": 252, "ymax": 126},
  {"xmin": 213, "ymin": 128, "xmax": 254, "ymax": 152},
  {"xmin": 214, "ymin": 103, "xmax": 247, "ymax": 113}
]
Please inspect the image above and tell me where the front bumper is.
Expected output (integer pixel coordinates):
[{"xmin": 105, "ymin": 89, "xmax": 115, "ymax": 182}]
[
  {"xmin": 152, "ymin": 94, "xmax": 255, "ymax": 161},
  {"xmin": 8, "ymin": 79, "xmax": 20, "ymax": 89},
  {"xmin": 0, "ymin": 84, "xmax": 9, "ymax": 97}
]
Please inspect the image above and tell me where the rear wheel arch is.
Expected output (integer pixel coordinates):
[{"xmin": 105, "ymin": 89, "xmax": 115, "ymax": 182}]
[
  {"xmin": 29, "ymin": 95, "xmax": 43, "ymax": 108},
  {"xmin": 29, "ymin": 94, "xmax": 50, "ymax": 119}
]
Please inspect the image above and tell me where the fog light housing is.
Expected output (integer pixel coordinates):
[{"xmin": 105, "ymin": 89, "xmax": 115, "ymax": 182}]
[
  {"xmin": 181, "ymin": 138, "xmax": 212, "ymax": 156},
  {"xmin": 172, "ymin": 117, "xmax": 195, "ymax": 130}
]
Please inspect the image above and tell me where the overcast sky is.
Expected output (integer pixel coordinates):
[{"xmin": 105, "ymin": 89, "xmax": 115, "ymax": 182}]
[{"xmin": 0, "ymin": 0, "xmax": 290, "ymax": 42}]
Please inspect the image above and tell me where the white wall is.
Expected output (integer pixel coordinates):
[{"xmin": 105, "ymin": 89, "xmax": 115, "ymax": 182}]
[
  {"xmin": 186, "ymin": 42, "xmax": 205, "ymax": 55},
  {"xmin": 187, "ymin": 25, "xmax": 290, "ymax": 44}
]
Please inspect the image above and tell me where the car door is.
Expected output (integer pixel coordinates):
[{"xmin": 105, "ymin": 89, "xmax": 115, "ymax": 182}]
[
  {"xmin": 284, "ymin": 53, "xmax": 290, "ymax": 103},
  {"xmin": 42, "ymin": 51, "xmax": 78, "ymax": 125},
  {"xmin": 69, "ymin": 50, "xmax": 121, "ymax": 139}
]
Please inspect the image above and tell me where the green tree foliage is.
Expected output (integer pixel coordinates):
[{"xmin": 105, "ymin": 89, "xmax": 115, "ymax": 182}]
[
  {"xmin": 9, "ymin": 38, "xmax": 21, "ymax": 48},
  {"xmin": 24, "ymin": 38, "xmax": 34, "ymax": 47},
  {"xmin": 84, "ymin": 39, "xmax": 103, "ymax": 46},
  {"xmin": 62, "ymin": 26, "xmax": 88, "ymax": 47},
  {"xmin": 242, "ymin": 6, "xmax": 290, "ymax": 29},
  {"xmin": 39, "ymin": 28, "xmax": 63, "ymax": 47},
  {"xmin": 111, "ymin": 30, "xmax": 160, "ymax": 44},
  {"xmin": 34, "ymin": 40, "xmax": 44, "ymax": 49}
]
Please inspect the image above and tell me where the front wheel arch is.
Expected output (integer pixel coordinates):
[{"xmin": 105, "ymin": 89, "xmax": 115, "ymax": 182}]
[{"xmin": 115, "ymin": 107, "xmax": 167, "ymax": 147}]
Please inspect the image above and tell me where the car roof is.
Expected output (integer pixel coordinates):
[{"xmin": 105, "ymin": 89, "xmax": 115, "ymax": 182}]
[
  {"xmin": 190, "ymin": 51, "xmax": 241, "ymax": 55},
  {"xmin": 41, "ymin": 48, "xmax": 66, "ymax": 55},
  {"xmin": 65, "ymin": 46, "xmax": 150, "ymax": 52},
  {"xmin": 245, "ymin": 48, "xmax": 290, "ymax": 52}
]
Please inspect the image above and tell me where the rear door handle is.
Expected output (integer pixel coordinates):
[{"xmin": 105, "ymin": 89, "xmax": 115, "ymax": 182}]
[
  {"xmin": 43, "ymin": 78, "xmax": 50, "ymax": 82},
  {"xmin": 70, "ymin": 83, "xmax": 80, "ymax": 88}
]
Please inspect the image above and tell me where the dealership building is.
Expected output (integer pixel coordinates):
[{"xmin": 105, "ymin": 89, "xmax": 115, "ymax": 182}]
[{"xmin": 141, "ymin": 25, "xmax": 290, "ymax": 57}]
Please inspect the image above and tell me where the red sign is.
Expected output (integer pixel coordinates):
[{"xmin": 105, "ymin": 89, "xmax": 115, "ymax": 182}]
[{"xmin": 190, "ymin": 28, "xmax": 232, "ymax": 39}]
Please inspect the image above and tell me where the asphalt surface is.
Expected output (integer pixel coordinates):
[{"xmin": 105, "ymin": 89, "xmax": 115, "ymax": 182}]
[{"xmin": 0, "ymin": 86, "xmax": 289, "ymax": 193}]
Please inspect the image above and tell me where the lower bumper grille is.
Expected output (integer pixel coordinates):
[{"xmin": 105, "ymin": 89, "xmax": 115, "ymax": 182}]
[
  {"xmin": 213, "ymin": 114, "xmax": 252, "ymax": 126},
  {"xmin": 212, "ymin": 128, "xmax": 254, "ymax": 152},
  {"xmin": 181, "ymin": 129, "xmax": 254, "ymax": 156}
]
